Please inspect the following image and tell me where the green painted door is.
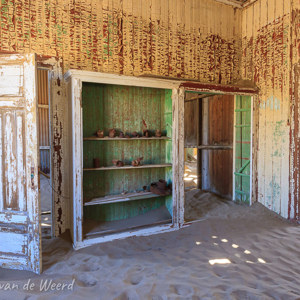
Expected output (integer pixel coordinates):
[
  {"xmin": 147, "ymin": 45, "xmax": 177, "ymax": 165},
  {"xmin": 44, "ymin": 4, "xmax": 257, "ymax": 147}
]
[{"xmin": 234, "ymin": 96, "xmax": 252, "ymax": 204}]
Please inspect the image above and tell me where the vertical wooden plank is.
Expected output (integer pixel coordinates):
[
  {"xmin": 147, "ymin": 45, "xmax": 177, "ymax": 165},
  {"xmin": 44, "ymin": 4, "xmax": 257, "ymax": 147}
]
[
  {"xmin": 159, "ymin": 0, "xmax": 168, "ymax": 77},
  {"xmin": 250, "ymin": 96, "xmax": 254, "ymax": 205},
  {"xmin": 16, "ymin": 113, "xmax": 25, "ymax": 211},
  {"xmin": 72, "ymin": 77, "xmax": 83, "ymax": 245},
  {"xmin": 23, "ymin": 53, "xmax": 41, "ymax": 273},
  {"xmin": 197, "ymin": 99, "xmax": 202, "ymax": 189},
  {"xmin": 0, "ymin": 113, "xmax": 2, "ymax": 211},
  {"xmin": 271, "ymin": 0, "xmax": 283, "ymax": 214},
  {"xmin": 263, "ymin": 0, "xmax": 274, "ymax": 211},
  {"xmin": 202, "ymin": 97, "xmax": 209, "ymax": 190},
  {"xmin": 172, "ymin": 88, "xmax": 179, "ymax": 226},
  {"xmin": 257, "ymin": 0, "xmax": 266, "ymax": 207},
  {"xmin": 112, "ymin": 0, "xmax": 122, "ymax": 74},
  {"xmin": 190, "ymin": 0, "xmax": 196, "ymax": 80},
  {"xmin": 102, "ymin": 0, "xmax": 110, "ymax": 74},
  {"xmin": 4, "ymin": 112, "xmax": 17, "ymax": 209},
  {"xmin": 168, "ymin": 0, "xmax": 175, "ymax": 77},
  {"xmin": 122, "ymin": 0, "xmax": 133, "ymax": 75},
  {"xmin": 178, "ymin": 87, "xmax": 185, "ymax": 224},
  {"xmin": 281, "ymin": 0, "xmax": 290, "ymax": 218},
  {"xmin": 232, "ymin": 95, "xmax": 236, "ymax": 201}
]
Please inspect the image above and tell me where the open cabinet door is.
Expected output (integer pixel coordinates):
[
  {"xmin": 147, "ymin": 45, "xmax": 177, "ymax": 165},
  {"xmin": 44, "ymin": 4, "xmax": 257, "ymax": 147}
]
[{"xmin": 0, "ymin": 54, "xmax": 41, "ymax": 273}]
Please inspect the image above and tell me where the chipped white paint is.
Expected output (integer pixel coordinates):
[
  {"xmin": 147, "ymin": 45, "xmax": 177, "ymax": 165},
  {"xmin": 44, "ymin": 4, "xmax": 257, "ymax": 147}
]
[
  {"xmin": 0, "ymin": 64, "xmax": 24, "ymax": 97},
  {"xmin": 0, "ymin": 54, "xmax": 41, "ymax": 274},
  {"xmin": 47, "ymin": 57, "xmax": 67, "ymax": 237},
  {"xmin": 34, "ymin": 56, "xmax": 70, "ymax": 237},
  {"xmin": 71, "ymin": 77, "xmax": 83, "ymax": 246},
  {"xmin": 17, "ymin": 113, "xmax": 26, "ymax": 211},
  {"xmin": 74, "ymin": 224, "xmax": 178, "ymax": 250},
  {"xmin": 0, "ymin": 212, "xmax": 28, "ymax": 223},
  {"xmin": 64, "ymin": 70, "xmax": 182, "ymax": 89},
  {"xmin": 0, "ymin": 232, "xmax": 27, "ymax": 256},
  {"xmin": 4, "ymin": 112, "xmax": 17, "ymax": 208}
]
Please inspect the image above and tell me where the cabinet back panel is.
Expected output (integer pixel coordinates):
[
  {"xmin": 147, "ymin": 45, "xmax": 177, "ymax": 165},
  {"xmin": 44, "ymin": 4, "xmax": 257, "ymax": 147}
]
[
  {"xmin": 83, "ymin": 168, "xmax": 171, "ymax": 201},
  {"xmin": 82, "ymin": 83, "xmax": 171, "ymax": 137},
  {"xmin": 82, "ymin": 83, "xmax": 173, "ymax": 223},
  {"xmin": 84, "ymin": 197, "xmax": 168, "ymax": 222}
]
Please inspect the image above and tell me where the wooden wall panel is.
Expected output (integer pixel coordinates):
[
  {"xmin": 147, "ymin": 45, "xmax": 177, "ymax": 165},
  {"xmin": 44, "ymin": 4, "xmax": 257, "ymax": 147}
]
[
  {"xmin": 208, "ymin": 150, "xmax": 233, "ymax": 198},
  {"xmin": 241, "ymin": 0, "xmax": 292, "ymax": 219},
  {"xmin": 207, "ymin": 95, "xmax": 234, "ymax": 198},
  {"xmin": 208, "ymin": 95, "xmax": 234, "ymax": 145},
  {"xmin": 184, "ymin": 100, "xmax": 199, "ymax": 147},
  {"xmin": 0, "ymin": 0, "xmax": 242, "ymax": 84}
]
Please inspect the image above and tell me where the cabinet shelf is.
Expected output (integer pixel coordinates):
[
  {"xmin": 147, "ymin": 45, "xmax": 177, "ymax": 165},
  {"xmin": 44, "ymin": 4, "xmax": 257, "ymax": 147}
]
[
  {"xmin": 83, "ymin": 163, "xmax": 172, "ymax": 171},
  {"xmin": 83, "ymin": 137, "xmax": 171, "ymax": 141},
  {"xmin": 84, "ymin": 191, "xmax": 166, "ymax": 206}
]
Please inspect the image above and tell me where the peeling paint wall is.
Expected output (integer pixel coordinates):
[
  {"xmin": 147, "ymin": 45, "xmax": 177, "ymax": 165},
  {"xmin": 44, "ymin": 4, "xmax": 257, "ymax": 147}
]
[
  {"xmin": 0, "ymin": 0, "xmax": 242, "ymax": 235},
  {"xmin": 2, "ymin": 0, "xmax": 300, "ymax": 231},
  {"xmin": 0, "ymin": 0, "xmax": 241, "ymax": 83},
  {"xmin": 289, "ymin": 1, "xmax": 300, "ymax": 221},
  {"xmin": 241, "ymin": 0, "xmax": 300, "ymax": 220}
]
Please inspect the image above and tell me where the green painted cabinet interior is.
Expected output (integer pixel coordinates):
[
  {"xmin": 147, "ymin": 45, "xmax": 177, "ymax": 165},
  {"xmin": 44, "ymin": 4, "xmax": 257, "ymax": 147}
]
[
  {"xmin": 234, "ymin": 95, "xmax": 251, "ymax": 204},
  {"xmin": 82, "ymin": 83, "xmax": 173, "ymax": 222}
]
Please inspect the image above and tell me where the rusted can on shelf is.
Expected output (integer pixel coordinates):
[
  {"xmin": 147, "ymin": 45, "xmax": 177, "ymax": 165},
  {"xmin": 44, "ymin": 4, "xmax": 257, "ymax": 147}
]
[{"xmin": 93, "ymin": 158, "xmax": 100, "ymax": 168}]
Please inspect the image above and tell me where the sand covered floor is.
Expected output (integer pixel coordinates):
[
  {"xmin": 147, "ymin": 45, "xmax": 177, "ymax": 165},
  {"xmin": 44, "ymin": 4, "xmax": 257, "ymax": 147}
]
[{"xmin": 1, "ymin": 190, "xmax": 300, "ymax": 299}]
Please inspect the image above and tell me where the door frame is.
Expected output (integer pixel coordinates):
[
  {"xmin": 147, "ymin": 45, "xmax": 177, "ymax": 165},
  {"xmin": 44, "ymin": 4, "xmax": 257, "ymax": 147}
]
[
  {"xmin": 179, "ymin": 82, "xmax": 258, "ymax": 227},
  {"xmin": 36, "ymin": 55, "xmax": 65, "ymax": 238},
  {"xmin": 36, "ymin": 66, "xmax": 53, "ymax": 237}
]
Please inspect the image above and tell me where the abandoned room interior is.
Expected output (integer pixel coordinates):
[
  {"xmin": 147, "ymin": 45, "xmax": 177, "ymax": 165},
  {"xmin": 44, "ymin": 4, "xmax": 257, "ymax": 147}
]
[{"xmin": 1, "ymin": 0, "xmax": 300, "ymax": 298}]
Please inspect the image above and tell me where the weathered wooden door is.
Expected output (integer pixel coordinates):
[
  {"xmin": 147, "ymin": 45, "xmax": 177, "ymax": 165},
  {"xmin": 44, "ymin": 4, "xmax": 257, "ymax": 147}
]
[
  {"xmin": 0, "ymin": 54, "xmax": 41, "ymax": 273},
  {"xmin": 233, "ymin": 95, "xmax": 252, "ymax": 204}
]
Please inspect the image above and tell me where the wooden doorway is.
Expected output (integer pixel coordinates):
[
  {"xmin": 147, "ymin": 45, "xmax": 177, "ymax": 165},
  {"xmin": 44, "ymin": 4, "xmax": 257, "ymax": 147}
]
[
  {"xmin": 184, "ymin": 93, "xmax": 234, "ymax": 198},
  {"xmin": 37, "ymin": 68, "xmax": 52, "ymax": 237},
  {"xmin": 183, "ymin": 90, "xmax": 254, "ymax": 223}
]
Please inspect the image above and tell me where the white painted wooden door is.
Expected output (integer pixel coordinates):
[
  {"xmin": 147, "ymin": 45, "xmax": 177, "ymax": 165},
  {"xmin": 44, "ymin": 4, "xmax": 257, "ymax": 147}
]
[{"xmin": 0, "ymin": 54, "xmax": 41, "ymax": 273}]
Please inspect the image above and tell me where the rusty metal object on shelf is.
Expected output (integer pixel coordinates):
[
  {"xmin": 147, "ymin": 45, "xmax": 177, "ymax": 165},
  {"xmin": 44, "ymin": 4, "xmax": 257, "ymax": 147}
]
[
  {"xmin": 108, "ymin": 129, "xmax": 116, "ymax": 138},
  {"xmin": 96, "ymin": 129, "xmax": 104, "ymax": 138},
  {"xmin": 150, "ymin": 179, "xmax": 172, "ymax": 196},
  {"xmin": 119, "ymin": 131, "xmax": 125, "ymax": 138},
  {"xmin": 143, "ymin": 129, "xmax": 150, "ymax": 137},
  {"xmin": 131, "ymin": 157, "xmax": 144, "ymax": 166},
  {"xmin": 112, "ymin": 159, "xmax": 124, "ymax": 167},
  {"xmin": 131, "ymin": 131, "xmax": 140, "ymax": 138},
  {"xmin": 155, "ymin": 130, "xmax": 162, "ymax": 137},
  {"xmin": 93, "ymin": 158, "xmax": 100, "ymax": 168}
]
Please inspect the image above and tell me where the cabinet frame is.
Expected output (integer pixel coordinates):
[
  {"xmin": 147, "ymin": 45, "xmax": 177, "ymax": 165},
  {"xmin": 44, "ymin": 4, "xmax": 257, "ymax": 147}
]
[{"xmin": 65, "ymin": 70, "xmax": 184, "ymax": 249}]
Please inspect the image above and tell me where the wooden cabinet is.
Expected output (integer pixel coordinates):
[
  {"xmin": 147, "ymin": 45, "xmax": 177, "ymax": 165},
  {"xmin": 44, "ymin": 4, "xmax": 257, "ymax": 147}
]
[{"xmin": 65, "ymin": 70, "xmax": 182, "ymax": 249}]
